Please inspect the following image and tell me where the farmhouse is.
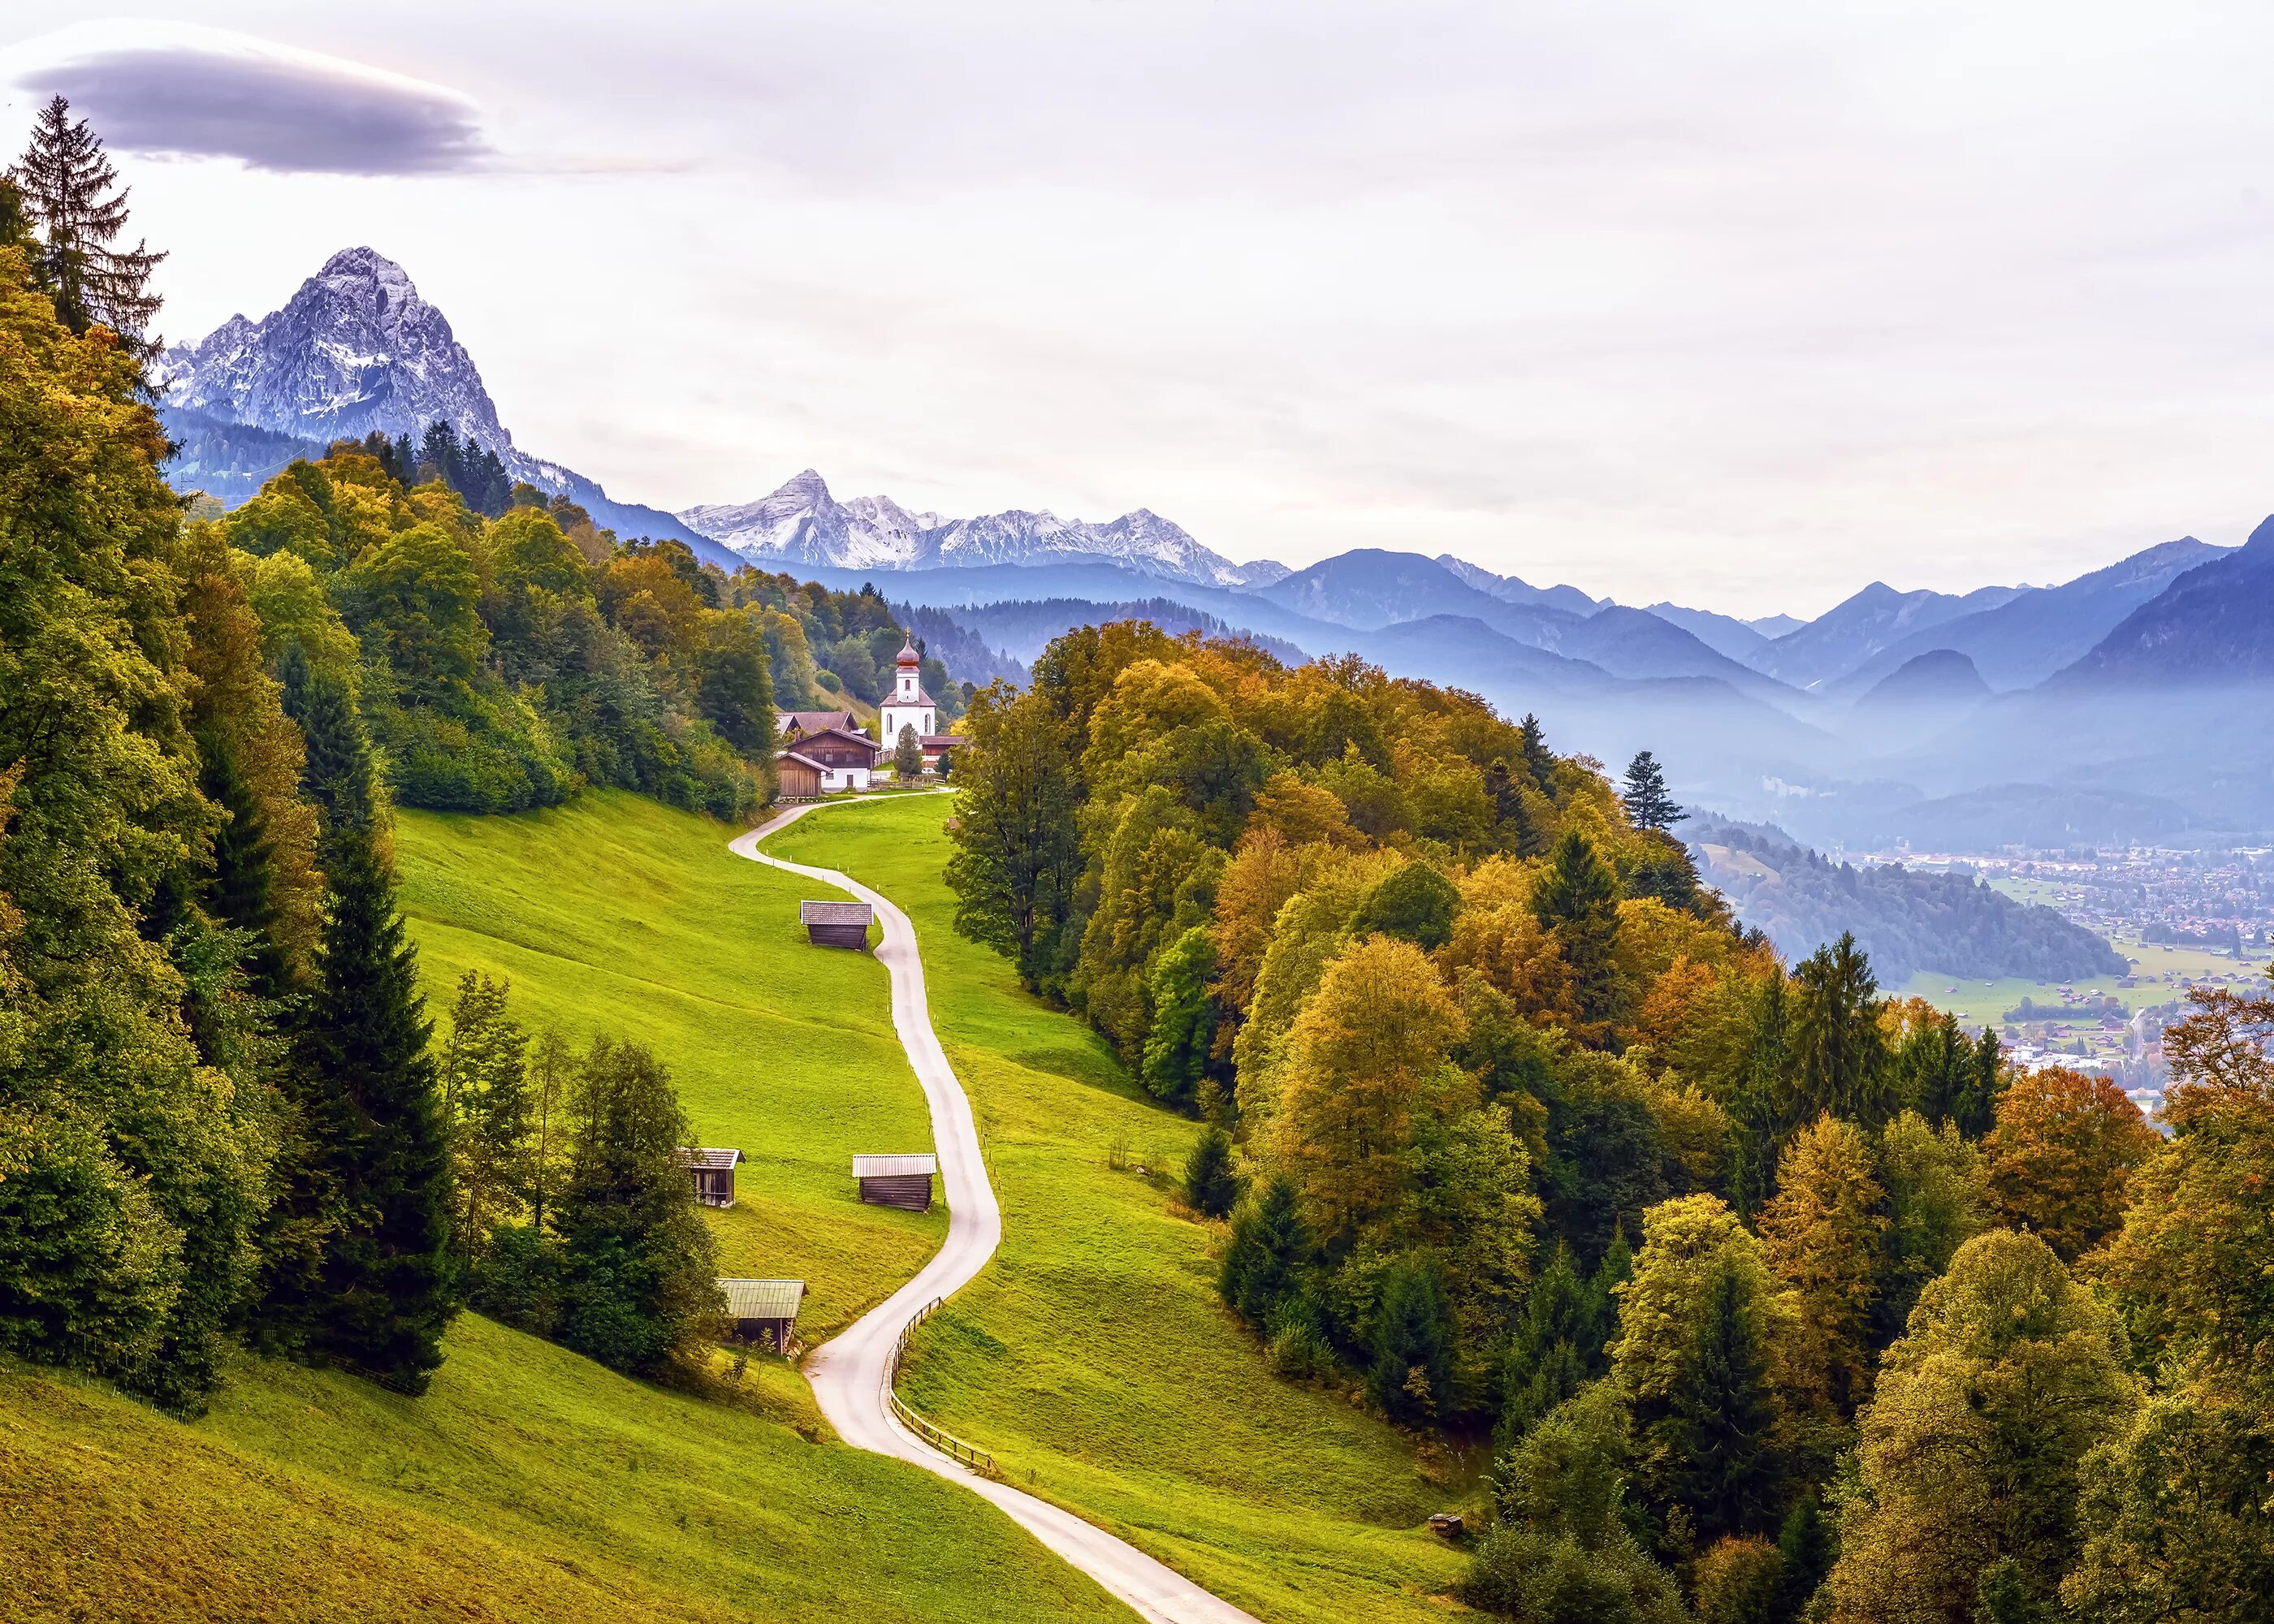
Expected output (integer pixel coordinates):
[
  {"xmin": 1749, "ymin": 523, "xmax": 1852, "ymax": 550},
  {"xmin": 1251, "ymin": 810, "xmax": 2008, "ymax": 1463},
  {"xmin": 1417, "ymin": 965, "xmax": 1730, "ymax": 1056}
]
[
  {"xmin": 677, "ymin": 1147, "xmax": 744, "ymax": 1208},
  {"xmin": 720, "ymin": 1277, "xmax": 804, "ymax": 1352},
  {"xmin": 853, "ymin": 1152, "xmax": 939, "ymax": 1212},
  {"xmin": 801, "ymin": 899, "xmax": 874, "ymax": 948},
  {"xmin": 775, "ymin": 724, "xmax": 878, "ymax": 793}
]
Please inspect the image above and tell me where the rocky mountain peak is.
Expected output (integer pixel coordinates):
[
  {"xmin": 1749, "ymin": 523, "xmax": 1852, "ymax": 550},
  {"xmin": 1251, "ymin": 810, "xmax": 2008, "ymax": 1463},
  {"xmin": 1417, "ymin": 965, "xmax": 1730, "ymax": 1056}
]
[{"xmin": 159, "ymin": 245, "xmax": 535, "ymax": 477}]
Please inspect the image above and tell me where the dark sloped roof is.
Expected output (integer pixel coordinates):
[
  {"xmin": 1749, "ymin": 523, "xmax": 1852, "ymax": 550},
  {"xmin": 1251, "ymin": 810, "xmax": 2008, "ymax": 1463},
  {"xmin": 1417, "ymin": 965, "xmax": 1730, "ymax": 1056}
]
[
  {"xmin": 801, "ymin": 900, "xmax": 874, "ymax": 926},
  {"xmin": 780, "ymin": 709, "xmax": 861, "ymax": 735}
]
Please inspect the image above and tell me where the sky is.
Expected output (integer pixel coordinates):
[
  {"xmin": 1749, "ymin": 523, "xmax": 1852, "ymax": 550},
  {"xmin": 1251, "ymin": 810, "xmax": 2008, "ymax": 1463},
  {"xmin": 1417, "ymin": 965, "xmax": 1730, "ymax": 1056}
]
[{"xmin": 4, "ymin": 4, "xmax": 2274, "ymax": 617}]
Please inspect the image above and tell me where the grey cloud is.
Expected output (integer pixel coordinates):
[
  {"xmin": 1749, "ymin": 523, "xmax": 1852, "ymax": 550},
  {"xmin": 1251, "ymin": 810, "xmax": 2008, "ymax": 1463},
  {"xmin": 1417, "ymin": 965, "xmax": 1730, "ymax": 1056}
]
[{"xmin": 20, "ymin": 45, "xmax": 490, "ymax": 175}]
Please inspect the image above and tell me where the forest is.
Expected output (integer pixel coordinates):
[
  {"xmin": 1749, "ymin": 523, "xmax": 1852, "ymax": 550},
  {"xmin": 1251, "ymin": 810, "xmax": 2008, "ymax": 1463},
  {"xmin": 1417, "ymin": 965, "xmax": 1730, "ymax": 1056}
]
[
  {"xmin": 945, "ymin": 624, "xmax": 2274, "ymax": 1622},
  {"xmin": 1689, "ymin": 818, "xmax": 2129, "ymax": 984}
]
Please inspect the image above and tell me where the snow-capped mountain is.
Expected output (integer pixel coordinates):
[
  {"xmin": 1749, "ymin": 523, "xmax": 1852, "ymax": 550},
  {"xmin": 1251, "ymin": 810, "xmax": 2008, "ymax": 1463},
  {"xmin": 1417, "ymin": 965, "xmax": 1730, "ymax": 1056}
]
[
  {"xmin": 681, "ymin": 469, "xmax": 1289, "ymax": 589},
  {"xmin": 156, "ymin": 246, "xmax": 564, "ymax": 483},
  {"xmin": 155, "ymin": 248, "xmax": 728, "ymax": 560}
]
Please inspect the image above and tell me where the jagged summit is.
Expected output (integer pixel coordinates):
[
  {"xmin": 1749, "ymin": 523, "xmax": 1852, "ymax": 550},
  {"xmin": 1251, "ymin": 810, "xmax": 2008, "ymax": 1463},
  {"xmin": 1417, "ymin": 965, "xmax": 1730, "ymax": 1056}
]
[
  {"xmin": 681, "ymin": 470, "xmax": 1283, "ymax": 589},
  {"xmin": 158, "ymin": 245, "xmax": 545, "ymax": 480}
]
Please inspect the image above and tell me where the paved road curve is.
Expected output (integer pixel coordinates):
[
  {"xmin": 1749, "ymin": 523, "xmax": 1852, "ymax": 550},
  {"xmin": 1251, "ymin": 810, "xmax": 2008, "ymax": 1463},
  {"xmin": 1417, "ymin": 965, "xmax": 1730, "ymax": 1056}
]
[{"xmin": 730, "ymin": 800, "xmax": 1262, "ymax": 1624}]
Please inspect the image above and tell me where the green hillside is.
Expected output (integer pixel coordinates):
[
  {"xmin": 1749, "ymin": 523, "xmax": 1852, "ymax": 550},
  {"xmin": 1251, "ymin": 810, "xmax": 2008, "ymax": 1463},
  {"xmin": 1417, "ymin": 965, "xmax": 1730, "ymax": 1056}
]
[
  {"xmin": 395, "ymin": 789, "xmax": 938, "ymax": 1337},
  {"xmin": 767, "ymin": 797, "xmax": 1475, "ymax": 1624},
  {"xmin": 4, "ymin": 1317, "xmax": 1124, "ymax": 1624}
]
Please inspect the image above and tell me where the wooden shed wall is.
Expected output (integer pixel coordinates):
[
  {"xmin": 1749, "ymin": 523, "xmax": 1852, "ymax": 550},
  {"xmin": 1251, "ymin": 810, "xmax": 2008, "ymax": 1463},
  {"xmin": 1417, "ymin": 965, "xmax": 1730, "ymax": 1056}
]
[
  {"xmin": 858, "ymin": 1173, "xmax": 934, "ymax": 1212},
  {"xmin": 806, "ymin": 922, "xmax": 871, "ymax": 949}
]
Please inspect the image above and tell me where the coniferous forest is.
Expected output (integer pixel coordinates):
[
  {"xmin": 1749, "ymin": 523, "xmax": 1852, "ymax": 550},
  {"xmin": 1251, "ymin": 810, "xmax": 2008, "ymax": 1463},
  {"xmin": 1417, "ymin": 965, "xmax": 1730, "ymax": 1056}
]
[{"xmin": 945, "ymin": 624, "xmax": 2274, "ymax": 1622}]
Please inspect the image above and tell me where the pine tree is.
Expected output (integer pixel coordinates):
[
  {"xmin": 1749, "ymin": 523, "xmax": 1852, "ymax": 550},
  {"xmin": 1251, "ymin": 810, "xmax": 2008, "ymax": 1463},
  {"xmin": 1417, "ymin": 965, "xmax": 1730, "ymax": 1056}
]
[
  {"xmin": 1141, "ymin": 924, "xmax": 1216, "ymax": 1108},
  {"xmin": 1670, "ymin": 1260, "xmax": 1781, "ymax": 1540},
  {"xmin": 893, "ymin": 722, "xmax": 924, "ymax": 780},
  {"xmin": 11, "ymin": 97, "xmax": 164, "ymax": 356},
  {"xmin": 1182, "ymin": 1126, "xmax": 1241, "ymax": 1218},
  {"xmin": 1622, "ymin": 749, "xmax": 1684, "ymax": 830},
  {"xmin": 1951, "ymin": 1026, "xmax": 2004, "ymax": 1140}
]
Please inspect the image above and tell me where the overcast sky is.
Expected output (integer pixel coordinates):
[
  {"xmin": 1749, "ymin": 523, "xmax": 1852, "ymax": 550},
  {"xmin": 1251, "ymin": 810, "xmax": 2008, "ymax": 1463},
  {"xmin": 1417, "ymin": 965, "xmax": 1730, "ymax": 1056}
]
[{"xmin": 5, "ymin": 4, "xmax": 2273, "ymax": 616}]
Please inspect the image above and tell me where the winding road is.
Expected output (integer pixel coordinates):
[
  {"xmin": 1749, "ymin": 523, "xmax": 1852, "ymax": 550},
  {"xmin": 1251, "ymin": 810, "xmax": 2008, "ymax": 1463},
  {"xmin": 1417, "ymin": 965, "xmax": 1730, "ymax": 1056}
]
[{"xmin": 729, "ymin": 800, "xmax": 1260, "ymax": 1624}]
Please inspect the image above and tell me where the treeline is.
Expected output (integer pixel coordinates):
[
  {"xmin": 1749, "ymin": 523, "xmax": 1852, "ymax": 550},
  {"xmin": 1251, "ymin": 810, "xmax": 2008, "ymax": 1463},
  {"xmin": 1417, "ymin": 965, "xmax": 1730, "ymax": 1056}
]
[
  {"xmin": 1, "ymin": 169, "xmax": 724, "ymax": 1415},
  {"xmin": 1691, "ymin": 818, "xmax": 2128, "ymax": 983},
  {"xmin": 932, "ymin": 594, "xmax": 1309, "ymax": 666},
  {"xmin": 946, "ymin": 625, "xmax": 2274, "ymax": 1620}
]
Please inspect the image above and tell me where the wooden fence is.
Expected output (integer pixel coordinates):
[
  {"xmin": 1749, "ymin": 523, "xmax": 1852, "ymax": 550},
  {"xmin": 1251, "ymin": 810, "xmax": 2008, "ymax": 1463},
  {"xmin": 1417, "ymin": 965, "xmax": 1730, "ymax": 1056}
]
[{"xmin": 887, "ymin": 1297, "xmax": 999, "ymax": 1478}]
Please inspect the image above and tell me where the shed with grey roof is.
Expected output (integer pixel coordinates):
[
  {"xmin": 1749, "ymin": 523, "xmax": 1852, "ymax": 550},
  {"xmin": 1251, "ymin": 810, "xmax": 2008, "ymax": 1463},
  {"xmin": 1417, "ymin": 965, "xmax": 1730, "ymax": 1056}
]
[
  {"xmin": 677, "ymin": 1146, "xmax": 744, "ymax": 1208},
  {"xmin": 720, "ymin": 1277, "xmax": 805, "ymax": 1351},
  {"xmin": 853, "ymin": 1152, "xmax": 939, "ymax": 1212},
  {"xmin": 800, "ymin": 898, "xmax": 875, "ymax": 949}
]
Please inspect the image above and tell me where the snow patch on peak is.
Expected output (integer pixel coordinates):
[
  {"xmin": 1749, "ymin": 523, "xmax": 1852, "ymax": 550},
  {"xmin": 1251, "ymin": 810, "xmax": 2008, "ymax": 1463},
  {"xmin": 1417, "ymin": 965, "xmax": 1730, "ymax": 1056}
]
[{"xmin": 677, "ymin": 470, "xmax": 1261, "ymax": 588}]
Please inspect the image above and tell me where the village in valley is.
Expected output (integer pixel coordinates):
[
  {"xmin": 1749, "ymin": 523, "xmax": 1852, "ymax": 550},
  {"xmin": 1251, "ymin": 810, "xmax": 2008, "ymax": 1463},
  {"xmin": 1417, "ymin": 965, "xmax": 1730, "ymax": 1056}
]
[{"xmin": 1870, "ymin": 842, "xmax": 2274, "ymax": 1116}]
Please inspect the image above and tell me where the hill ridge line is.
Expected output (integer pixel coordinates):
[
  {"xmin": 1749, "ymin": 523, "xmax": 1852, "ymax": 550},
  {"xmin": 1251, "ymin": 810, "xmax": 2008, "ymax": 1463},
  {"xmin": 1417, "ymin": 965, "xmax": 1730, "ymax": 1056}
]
[{"xmin": 731, "ymin": 798, "xmax": 1262, "ymax": 1624}]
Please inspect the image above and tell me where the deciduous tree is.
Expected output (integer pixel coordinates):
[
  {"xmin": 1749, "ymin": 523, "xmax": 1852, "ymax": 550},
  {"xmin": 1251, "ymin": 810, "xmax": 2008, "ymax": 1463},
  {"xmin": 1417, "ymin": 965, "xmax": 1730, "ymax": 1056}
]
[{"xmin": 1983, "ymin": 1065, "xmax": 2159, "ymax": 1261}]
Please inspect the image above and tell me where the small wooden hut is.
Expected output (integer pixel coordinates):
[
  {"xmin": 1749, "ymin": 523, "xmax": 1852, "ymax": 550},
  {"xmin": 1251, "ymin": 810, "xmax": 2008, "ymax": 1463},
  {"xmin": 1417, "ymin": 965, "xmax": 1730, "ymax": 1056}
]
[
  {"xmin": 720, "ymin": 1278, "xmax": 805, "ymax": 1352},
  {"xmin": 677, "ymin": 1147, "xmax": 744, "ymax": 1208},
  {"xmin": 801, "ymin": 899, "xmax": 874, "ymax": 949},
  {"xmin": 774, "ymin": 750, "xmax": 824, "ymax": 800},
  {"xmin": 853, "ymin": 1152, "xmax": 939, "ymax": 1212}
]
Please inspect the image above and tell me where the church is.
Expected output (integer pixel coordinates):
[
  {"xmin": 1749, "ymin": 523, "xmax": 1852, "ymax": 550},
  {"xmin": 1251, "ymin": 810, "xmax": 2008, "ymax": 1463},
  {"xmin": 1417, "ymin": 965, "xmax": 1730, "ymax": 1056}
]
[{"xmin": 879, "ymin": 639, "xmax": 960, "ymax": 771}]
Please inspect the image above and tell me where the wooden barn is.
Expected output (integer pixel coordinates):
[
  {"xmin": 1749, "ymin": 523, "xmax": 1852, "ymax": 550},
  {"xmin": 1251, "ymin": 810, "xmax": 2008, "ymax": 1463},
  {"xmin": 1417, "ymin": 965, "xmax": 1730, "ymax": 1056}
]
[
  {"xmin": 677, "ymin": 1146, "xmax": 744, "ymax": 1208},
  {"xmin": 774, "ymin": 750, "xmax": 825, "ymax": 800},
  {"xmin": 720, "ymin": 1277, "xmax": 804, "ymax": 1352},
  {"xmin": 853, "ymin": 1152, "xmax": 939, "ymax": 1212},
  {"xmin": 801, "ymin": 899, "xmax": 874, "ymax": 949}
]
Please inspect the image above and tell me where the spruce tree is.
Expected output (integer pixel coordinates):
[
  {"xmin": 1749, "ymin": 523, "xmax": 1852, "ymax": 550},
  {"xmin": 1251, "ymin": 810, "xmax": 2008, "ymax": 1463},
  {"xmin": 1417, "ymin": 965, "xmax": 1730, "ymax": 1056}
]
[
  {"xmin": 1775, "ymin": 1492, "xmax": 1833, "ymax": 1622},
  {"xmin": 893, "ymin": 722, "xmax": 924, "ymax": 780},
  {"xmin": 1532, "ymin": 829, "xmax": 1624, "ymax": 1030},
  {"xmin": 1621, "ymin": 749, "xmax": 1684, "ymax": 830},
  {"xmin": 1182, "ymin": 1126, "xmax": 1240, "ymax": 1219},
  {"xmin": 1219, "ymin": 1175, "xmax": 1312, "ymax": 1327},
  {"xmin": 201, "ymin": 744, "xmax": 289, "ymax": 1000},
  {"xmin": 1367, "ymin": 1260, "xmax": 1455, "ymax": 1423},
  {"xmin": 1671, "ymin": 1259, "xmax": 1781, "ymax": 1540},
  {"xmin": 262, "ymin": 659, "xmax": 455, "ymax": 1391},
  {"xmin": 1518, "ymin": 712, "xmax": 1554, "ymax": 792},
  {"xmin": 1496, "ymin": 1245, "xmax": 1594, "ymax": 1447},
  {"xmin": 11, "ymin": 97, "xmax": 164, "ymax": 356}
]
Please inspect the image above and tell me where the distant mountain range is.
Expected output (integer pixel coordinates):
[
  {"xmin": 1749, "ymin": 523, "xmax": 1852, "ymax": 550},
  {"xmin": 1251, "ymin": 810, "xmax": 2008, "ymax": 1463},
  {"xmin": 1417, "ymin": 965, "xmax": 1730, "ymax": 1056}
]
[
  {"xmin": 154, "ymin": 245, "xmax": 2274, "ymax": 850},
  {"xmin": 680, "ymin": 469, "xmax": 1287, "ymax": 589}
]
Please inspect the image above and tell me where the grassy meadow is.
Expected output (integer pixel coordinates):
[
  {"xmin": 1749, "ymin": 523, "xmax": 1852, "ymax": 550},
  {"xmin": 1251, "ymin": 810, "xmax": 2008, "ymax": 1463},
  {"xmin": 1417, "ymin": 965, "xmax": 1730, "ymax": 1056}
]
[
  {"xmin": 1900, "ymin": 936, "xmax": 2263, "ymax": 1029},
  {"xmin": 2, "ymin": 1318, "xmax": 1126, "ymax": 1624},
  {"xmin": 767, "ymin": 795, "xmax": 1475, "ymax": 1624},
  {"xmin": 393, "ymin": 789, "xmax": 937, "ymax": 1336}
]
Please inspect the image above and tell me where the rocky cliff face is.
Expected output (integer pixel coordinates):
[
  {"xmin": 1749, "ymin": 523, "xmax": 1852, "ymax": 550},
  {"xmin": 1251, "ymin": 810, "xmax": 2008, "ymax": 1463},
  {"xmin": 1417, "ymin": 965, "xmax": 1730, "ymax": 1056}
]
[{"xmin": 158, "ymin": 246, "xmax": 552, "ymax": 477}]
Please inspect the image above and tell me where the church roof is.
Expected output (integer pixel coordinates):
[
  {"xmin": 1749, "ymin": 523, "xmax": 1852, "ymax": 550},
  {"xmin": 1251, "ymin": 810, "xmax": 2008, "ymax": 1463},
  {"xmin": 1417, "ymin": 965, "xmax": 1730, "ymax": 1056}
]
[
  {"xmin": 887, "ymin": 686, "xmax": 938, "ymax": 709},
  {"xmin": 895, "ymin": 638, "xmax": 922, "ymax": 667}
]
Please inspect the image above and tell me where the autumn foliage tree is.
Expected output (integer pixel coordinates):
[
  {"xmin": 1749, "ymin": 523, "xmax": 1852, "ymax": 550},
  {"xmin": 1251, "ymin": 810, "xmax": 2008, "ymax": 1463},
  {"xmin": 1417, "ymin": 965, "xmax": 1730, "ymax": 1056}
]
[{"xmin": 1983, "ymin": 1065, "xmax": 2159, "ymax": 1261}]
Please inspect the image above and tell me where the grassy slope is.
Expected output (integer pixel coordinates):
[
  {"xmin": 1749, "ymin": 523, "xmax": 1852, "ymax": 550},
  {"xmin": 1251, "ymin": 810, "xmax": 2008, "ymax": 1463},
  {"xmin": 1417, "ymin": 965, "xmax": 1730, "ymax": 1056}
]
[
  {"xmin": 6, "ymin": 788, "xmax": 1133, "ymax": 1624},
  {"xmin": 3, "ymin": 1319, "xmax": 1126, "ymax": 1624},
  {"xmin": 393, "ymin": 789, "xmax": 937, "ymax": 1336},
  {"xmin": 768, "ymin": 796, "xmax": 1474, "ymax": 1624}
]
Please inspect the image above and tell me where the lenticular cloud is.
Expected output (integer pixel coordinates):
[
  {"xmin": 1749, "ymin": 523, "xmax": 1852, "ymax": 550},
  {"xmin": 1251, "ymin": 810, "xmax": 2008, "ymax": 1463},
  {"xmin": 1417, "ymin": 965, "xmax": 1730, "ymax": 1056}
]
[{"xmin": 0, "ymin": 21, "xmax": 491, "ymax": 175}]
